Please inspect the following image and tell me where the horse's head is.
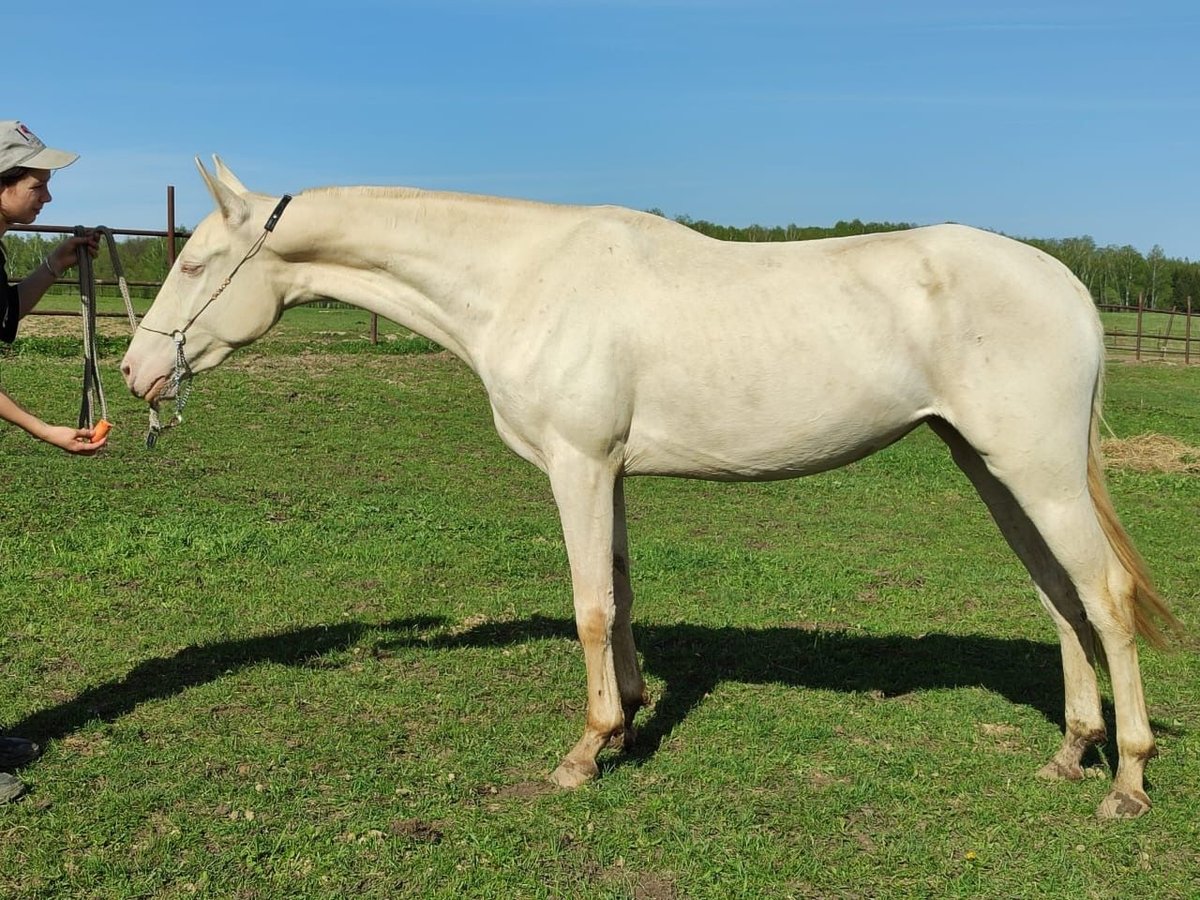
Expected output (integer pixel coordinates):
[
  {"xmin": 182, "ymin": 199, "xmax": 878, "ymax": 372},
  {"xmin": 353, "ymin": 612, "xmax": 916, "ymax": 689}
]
[{"xmin": 122, "ymin": 156, "xmax": 290, "ymax": 403}]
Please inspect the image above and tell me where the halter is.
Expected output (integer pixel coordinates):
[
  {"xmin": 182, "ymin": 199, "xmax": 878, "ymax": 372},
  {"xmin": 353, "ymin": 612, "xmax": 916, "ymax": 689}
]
[{"xmin": 138, "ymin": 194, "xmax": 292, "ymax": 448}]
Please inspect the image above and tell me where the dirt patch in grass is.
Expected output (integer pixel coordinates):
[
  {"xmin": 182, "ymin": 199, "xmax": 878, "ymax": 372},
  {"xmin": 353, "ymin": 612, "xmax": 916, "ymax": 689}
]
[
  {"xmin": 388, "ymin": 818, "xmax": 443, "ymax": 844},
  {"xmin": 1103, "ymin": 434, "xmax": 1200, "ymax": 474},
  {"xmin": 616, "ymin": 871, "xmax": 680, "ymax": 900},
  {"xmin": 15, "ymin": 314, "xmax": 133, "ymax": 339},
  {"xmin": 57, "ymin": 732, "xmax": 111, "ymax": 758},
  {"xmin": 493, "ymin": 780, "xmax": 557, "ymax": 800},
  {"xmin": 223, "ymin": 348, "xmax": 455, "ymax": 381}
]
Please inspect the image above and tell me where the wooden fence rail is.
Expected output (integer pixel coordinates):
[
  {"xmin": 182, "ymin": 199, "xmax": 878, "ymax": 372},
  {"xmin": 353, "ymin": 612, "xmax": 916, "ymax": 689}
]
[{"xmin": 1100, "ymin": 296, "xmax": 1197, "ymax": 364}]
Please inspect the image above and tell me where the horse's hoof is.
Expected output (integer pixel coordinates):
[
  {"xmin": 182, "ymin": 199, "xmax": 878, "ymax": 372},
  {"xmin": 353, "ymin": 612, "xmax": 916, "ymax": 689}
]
[
  {"xmin": 605, "ymin": 726, "xmax": 636, "ymax": 753},
  {"xmin": 1037, "ymin": 759, "xmax": 1084, "ymax": 782},
  {"xmin": 549, "ymin": 758, "xmax": 599, "ymax": 789},
  {"xmin": 1096, "ymin": 789, "xmax": 1151, "ymax": 819}
]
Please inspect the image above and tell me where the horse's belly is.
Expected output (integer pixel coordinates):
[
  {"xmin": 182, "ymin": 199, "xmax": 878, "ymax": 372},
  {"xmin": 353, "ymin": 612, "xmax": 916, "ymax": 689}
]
[{"xmin": 622, "ymin": 395, "xmax": 927, "ymax": 481}]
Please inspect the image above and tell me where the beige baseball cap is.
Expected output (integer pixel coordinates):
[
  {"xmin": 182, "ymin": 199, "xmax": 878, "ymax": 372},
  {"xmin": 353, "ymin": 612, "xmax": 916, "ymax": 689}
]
[{"xmin": 0, "ymin": 120, "xmax": 78, "ymax": 173}]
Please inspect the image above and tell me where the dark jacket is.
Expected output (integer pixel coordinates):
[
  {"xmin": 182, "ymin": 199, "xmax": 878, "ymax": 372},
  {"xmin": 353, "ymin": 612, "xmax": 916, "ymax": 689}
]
[{"xmin": 0, "ymin": 246, "xmax": 20, "ymax": 343}]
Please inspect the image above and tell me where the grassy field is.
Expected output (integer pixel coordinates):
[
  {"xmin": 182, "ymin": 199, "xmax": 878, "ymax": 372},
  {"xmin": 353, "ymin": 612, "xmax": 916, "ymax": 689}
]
[{"xmin": 0, "ymin": 310, "xmax": 1197, "ymax": 898}]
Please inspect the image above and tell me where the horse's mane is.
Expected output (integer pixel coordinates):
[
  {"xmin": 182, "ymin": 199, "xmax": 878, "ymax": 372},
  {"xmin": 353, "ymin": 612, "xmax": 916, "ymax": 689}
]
[
  {"xmin": 297, "ymin": 184, "xmax": 663, "ymax": 234},
  {"xmin": 301, "ymin": 184, "xmax": 563, "ymax": 212}
]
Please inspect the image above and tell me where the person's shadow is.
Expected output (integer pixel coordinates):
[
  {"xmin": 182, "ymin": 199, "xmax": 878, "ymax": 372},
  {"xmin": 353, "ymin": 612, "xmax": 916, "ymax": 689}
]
[{"xmin": 9, "ymin": 611, "xmax": 1144, "ymax": 776}]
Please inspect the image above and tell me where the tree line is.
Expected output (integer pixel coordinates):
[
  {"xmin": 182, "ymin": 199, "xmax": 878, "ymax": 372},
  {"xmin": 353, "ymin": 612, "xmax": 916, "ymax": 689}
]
[
  {"xmin": 657, "ymin": 212, "xmax": 1199, "ymax": 312},
  {"xmin": 1, "ymin": 231, "xmax": 185, "ymax": 302},
  {"xmin": 5, "ymin": 217, "xmax": 1197, "ymax": 311}
]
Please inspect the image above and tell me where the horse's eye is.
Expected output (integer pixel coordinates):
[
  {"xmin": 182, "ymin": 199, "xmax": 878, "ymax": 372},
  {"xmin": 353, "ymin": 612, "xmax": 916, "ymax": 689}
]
[{"xmin": 179, "ymin": 261, "xmax": 204, "ymax": 276}]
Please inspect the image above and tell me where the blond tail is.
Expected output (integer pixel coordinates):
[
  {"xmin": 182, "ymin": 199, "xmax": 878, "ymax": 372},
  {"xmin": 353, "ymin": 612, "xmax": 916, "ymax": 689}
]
[{"xmin": 1087, "ymin": 375, "xmax": 1183, "ymax": 650}]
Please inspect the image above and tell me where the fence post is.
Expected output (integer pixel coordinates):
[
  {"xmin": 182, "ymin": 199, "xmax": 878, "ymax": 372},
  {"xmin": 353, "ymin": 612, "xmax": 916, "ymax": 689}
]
[
  {"xmin": 166, "ymin": 185, "xmax": 177, "ymax": 268},
  {"xmin": 1187, "ymin": 296, "xmax": 1193, "ymax": 366},
  {"xmin": 1135, "ymin": 292, "xmax": 1144, "ymax": 362}
]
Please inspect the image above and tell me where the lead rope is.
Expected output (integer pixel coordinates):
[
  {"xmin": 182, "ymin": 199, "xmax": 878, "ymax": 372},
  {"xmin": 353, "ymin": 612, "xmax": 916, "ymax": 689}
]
[
  {"xmin": 74, "ymin": 226, "xmax": 138, "ymax": 438},
  {"xmin": 71, "ymin": 226, "xmax": 188, "ymax": 449}
]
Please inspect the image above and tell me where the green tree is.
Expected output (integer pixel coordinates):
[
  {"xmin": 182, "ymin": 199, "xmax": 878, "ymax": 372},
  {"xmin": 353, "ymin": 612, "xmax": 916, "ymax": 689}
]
[{"xmin": 1169, "ymin": 261, "xmax": 1200, "ymax": 312}]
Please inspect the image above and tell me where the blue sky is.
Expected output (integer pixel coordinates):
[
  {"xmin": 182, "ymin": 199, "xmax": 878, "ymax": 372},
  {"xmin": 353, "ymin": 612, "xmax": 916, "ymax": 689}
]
[{"xmin": 14, "ymin": 1, "xmax": 1199, "ymax": 257}]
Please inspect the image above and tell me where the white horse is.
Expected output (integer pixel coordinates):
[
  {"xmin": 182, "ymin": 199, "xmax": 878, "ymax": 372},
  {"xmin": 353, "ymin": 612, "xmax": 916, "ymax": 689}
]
[{"xmin": 122, "ymin": 158, "xmax": 1179, "ymax": 818}]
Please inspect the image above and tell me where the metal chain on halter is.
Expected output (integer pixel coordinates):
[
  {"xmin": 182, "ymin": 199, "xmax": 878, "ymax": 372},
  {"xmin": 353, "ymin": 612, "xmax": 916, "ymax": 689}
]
[
  {"xmin": 74, "ymin": 226, "xmax": 138, "ymax": 432},
  {"xmin": 144, "ymin": 334, "xmax": 193, "ymax": 449}
]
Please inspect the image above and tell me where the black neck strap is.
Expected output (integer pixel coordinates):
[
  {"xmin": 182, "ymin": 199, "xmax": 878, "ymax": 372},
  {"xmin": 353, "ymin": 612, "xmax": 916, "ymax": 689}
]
[{"xmin": 264, "ymin": 194, "xmax": 292, "ymax": 232}]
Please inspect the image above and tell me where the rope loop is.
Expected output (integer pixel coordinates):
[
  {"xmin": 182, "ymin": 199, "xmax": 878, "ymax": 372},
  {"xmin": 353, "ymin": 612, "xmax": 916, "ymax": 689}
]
[{"xmin": 75, "ymin": 226, "xmax": 137, "ymax": 432}]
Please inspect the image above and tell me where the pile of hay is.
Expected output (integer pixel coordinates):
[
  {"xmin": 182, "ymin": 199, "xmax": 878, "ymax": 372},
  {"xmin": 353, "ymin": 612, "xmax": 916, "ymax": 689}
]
[{"xmin": 1102, "ymin": 433, "xmax": 1200, "ymax": 474}]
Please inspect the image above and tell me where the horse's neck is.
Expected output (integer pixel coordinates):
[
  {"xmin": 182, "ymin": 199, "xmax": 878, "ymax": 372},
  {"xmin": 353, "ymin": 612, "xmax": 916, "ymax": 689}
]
[{"xmin": 283, "ymin": 189, "xmax": 564, "ymax": 369}]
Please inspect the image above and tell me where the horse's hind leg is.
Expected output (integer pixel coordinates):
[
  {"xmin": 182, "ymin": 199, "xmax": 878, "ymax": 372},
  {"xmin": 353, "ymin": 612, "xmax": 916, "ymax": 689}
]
[
  {"xmin": 930, "ymin": 419, "xmax": 1155, "ymax": 817},
  {"xmin": 1031, "ymin": 578, "xmax": 1108, "ymax": 783},
  {"xmin": 930, "ymin": 423, "xmax": 1106, "ymax": 774},
  {"xmin": 1017, "ymin": 498, "xmax": 1156, "ymax": 818}
]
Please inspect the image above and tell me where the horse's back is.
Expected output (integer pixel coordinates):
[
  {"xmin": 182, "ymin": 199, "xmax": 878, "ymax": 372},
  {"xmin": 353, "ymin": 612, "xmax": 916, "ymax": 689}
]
[{"xmin": 487, "ymin": 216, "xmax": 1103, "ymax": 481}]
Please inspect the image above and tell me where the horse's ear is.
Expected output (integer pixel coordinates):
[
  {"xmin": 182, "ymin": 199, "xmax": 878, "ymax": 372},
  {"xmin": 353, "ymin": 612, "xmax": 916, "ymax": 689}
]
[
  {"xmin": 211, "ymin": 154, "xmax": 249, "ymax": 194},
  {"xmin": 196, "ymin": 156, "xmax": 249, "ymax": 227}
]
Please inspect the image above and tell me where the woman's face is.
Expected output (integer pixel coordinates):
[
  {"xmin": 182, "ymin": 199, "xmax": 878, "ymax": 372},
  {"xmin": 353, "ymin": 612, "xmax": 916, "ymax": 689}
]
[{"xmin": 0, "ymin": 168, "xmax": 53, "ymax": 225}]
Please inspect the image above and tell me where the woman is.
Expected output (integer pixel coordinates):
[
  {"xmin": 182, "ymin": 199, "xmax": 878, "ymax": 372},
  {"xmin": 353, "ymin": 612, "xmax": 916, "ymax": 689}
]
[{"xmin": 0, "ymin": 120, "xmax": 104, "ymax": 803}]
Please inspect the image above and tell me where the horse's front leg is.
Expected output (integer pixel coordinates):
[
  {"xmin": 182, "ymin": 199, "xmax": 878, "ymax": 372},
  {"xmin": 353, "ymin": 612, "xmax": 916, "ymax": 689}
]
[
  {"xmin": 547, "ymin": 450, "xmax": 625, "ymax": 788},
  {"xmin": 609, "ymin": 476, "xmax": 649, "ymax": 752}
]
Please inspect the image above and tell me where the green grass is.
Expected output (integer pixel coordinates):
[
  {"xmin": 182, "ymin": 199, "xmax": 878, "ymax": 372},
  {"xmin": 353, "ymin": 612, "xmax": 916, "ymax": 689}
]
[{"xmin": 0, "ymin": 333, "xmax": 1197, "ymax": 898}]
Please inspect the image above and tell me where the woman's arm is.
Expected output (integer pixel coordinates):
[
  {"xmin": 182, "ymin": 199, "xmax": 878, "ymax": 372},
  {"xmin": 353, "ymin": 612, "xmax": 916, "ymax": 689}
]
[{"xmin": 0, "ymin": 388, "xmax": 106, "ymax": 454}]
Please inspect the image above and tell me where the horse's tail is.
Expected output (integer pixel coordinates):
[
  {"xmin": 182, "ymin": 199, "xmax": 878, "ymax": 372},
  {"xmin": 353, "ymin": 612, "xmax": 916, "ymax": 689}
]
[{"xmin": 1087, "ymin": 371, "xmax": 1182, "ymax": 650}]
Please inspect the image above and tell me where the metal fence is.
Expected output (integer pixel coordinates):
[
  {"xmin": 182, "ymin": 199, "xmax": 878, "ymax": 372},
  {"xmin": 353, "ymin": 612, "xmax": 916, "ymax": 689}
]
[
  {"xmin": 9, "ymin": 185, "xmax": 185, "ymax": 316},
  {"xmin": 15, "ymin": 184, "xmax": 182, "ymax": 260}
]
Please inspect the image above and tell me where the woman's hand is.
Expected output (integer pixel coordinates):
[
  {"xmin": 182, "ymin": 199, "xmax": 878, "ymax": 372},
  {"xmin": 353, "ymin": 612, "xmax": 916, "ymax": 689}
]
[
  {"xmin": 45, "ymin": 231, "xmax": 100, "ymax": 276},
  {"xmin": 40, "ymin": 423, "xmax": 108, "ymax": 455}
]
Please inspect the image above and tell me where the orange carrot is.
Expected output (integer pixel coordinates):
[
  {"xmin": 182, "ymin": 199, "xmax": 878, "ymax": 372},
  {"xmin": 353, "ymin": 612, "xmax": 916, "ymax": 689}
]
[{"xmin": 92, "ymin": 419, "xmax": 112, "ymax": 442}]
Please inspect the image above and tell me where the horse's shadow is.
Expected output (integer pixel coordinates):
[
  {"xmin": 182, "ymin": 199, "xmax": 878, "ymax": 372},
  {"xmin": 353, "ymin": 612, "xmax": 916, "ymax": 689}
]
[
  {"xmin": 377, "ymin": 614, "xmax": 1087, "ymax": 762},
  {"xmin": 10, "ymin": 611, "xmax": 1127, "ymax": 771},
  {"xmin": 7, "ymin": 617, "xmax": 445, "ymax": 746}
]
